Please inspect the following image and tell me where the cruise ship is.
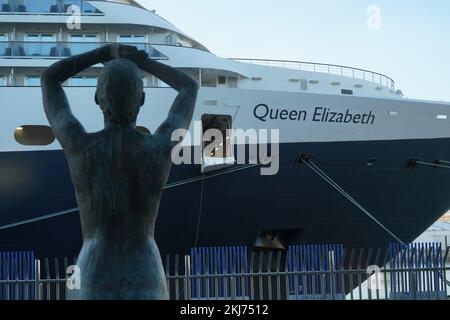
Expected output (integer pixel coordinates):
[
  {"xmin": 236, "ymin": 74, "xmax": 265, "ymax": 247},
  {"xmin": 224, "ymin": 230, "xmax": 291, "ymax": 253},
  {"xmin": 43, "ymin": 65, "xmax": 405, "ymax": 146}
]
[{"xmin": 1, "ymin": 0, "xmax": 450, "ymax": 258}]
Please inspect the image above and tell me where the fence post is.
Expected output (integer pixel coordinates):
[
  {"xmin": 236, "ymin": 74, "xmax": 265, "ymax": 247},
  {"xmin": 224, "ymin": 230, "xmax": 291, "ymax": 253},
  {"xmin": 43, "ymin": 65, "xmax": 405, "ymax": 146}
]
[
  {"xmin": 34, "ymin": 259, "xmax": 41, "ymax": 301},
  {"xmin": 329, "ymin": 251, "xmax": 336, "ymax": 300},
  {"xmin": 184, "ymin": 255, "xmax": 191, "ymax": 301}
]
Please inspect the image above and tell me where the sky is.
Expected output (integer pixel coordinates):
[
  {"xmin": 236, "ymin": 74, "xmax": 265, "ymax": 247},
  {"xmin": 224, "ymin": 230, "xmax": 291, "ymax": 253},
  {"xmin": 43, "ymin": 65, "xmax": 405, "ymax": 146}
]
[{"xmin": 136, "ymin": 0, "xmax": 450, "ymax": 102}]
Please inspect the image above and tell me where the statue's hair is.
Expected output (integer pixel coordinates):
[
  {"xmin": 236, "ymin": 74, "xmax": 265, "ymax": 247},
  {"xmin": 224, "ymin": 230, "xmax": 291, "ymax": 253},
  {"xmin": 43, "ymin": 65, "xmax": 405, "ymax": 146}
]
[{"xmin": 96, "ymin": 59, "xmax": 144, "ymax": 125}]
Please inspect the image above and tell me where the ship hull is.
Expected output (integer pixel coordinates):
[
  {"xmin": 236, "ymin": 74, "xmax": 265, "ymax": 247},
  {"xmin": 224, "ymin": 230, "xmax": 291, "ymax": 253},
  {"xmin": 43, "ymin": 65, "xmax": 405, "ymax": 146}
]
[{"xmin": 1, "ymin": 138, "xmax": 450, "ymax": 258}]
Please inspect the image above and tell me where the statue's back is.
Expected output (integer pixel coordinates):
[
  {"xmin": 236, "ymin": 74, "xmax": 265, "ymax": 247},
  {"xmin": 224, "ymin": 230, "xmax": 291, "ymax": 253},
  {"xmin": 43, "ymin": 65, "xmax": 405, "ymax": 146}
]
[{"xmin": 66, "ymin": 128, "xmax": 171, "ymax": 300}]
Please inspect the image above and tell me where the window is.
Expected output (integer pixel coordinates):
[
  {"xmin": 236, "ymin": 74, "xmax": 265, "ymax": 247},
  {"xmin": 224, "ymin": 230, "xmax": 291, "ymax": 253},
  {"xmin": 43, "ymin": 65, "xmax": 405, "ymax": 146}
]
[
  {"xmin": 0, "ymin": 76, "xmax": 6, "ymax": 86},
  {"xmin": 0, "ymin": 34, "xmax": 7, "ymax": 57},
  {"xmin": 341, "ymin": 89, "xmax": 354, "ymax": 95},
  {"xmin": 201, "ymin": 70, "xmax": 217, "ymax": 87},
  {"xmin": 228, "ymin": 77, "xmax": 238, "ymax": 88},
  {"xmin": 4, "ymin": 1, "xmax": 101, "ymax": 14},
  {"xmin": 218, "ymin": 76, "xmax": 226, "ymax": 85},
  {"xmin": 25, "ymin": 76, "xmax": 40, "ymax": 86},
  {"xmin": 24, "ymin": 0, "xmax": 54, "ymax": 13},
  {"xmin": 166, "ymin": 33, "xmax": 177, "ymax": 45},
  {"xmin": 80, "ymin": 1, "xmax": 101, "ymax": 14},
  {"xmin": 14, "ymin": 125, "xmax": 55, "ymax": 146},
  {"xmin": 69, "ymin": 76, "xmax": 97, "ymax": 86},
  {"xmin": 118, "ymin": 35, "xmax": 145, "ymax": 43},
  {"xmin": 25, "ymin": 34, "xmax": 55, "ymax": 56},
  {"xmin": 26, "ymin": 34, "xmax": 55, "ymax": 42},
  {"xmin": 146, "ymin": 75, "xmax": 159, "ymax": 87},
  {"xmin": 118, "ymin": 35, "xmax": 146, "ymax": 50},
  {"xmin": 1, "ymin": 0, "xmax": 10, "ymax": 12},
  {"xmin": 68, "ymin": 34, "xmax": 99, "ymax": 55},
  {"xmin": 70, "ymin": 34, "xmax": 98, "ymax": 42},
  {"xmin": 85, "ymin": 76, "xmax": 97, "ymax": 86},
  {"xmin": 147, "ymin": 46, "xmax": 168, "ymax": 59},
  {"xmin": 63, "ymin": 0, "xmax": 82, "ymax": 12},
  {"xmin": 70, "ymin": 76, "xmax": 84, "ymax": 86}
]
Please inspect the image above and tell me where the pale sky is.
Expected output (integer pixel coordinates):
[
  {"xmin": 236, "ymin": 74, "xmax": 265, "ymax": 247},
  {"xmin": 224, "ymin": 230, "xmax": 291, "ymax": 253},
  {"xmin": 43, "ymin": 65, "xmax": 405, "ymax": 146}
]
[{"xmin": 136, "ymin": 0, "xmax": 450, "ymax": 102}]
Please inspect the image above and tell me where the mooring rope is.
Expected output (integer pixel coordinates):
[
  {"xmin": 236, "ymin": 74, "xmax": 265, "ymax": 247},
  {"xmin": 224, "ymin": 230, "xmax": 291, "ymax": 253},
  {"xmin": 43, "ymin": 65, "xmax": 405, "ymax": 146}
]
[
  {"xmin": 0, "ymin": 163, "xmax": 261, "ymax": 231},
  {"xmin": 437, "ymin": 160, "xmax": 450, "ymax": 166},
  {"xmin": 0, "ymin": 208, "xmax": 79, "ymax": 231},
  {"xmin": 194, "ymin": 173, "xmax": 205, "ymax": 248},
  {"xmin": 301, "ymin": 158, "xmax": 405, "ymax": 244},
  {"xmin": 416, "ymin": 161, "xmax": 450, "ymax": 170}
]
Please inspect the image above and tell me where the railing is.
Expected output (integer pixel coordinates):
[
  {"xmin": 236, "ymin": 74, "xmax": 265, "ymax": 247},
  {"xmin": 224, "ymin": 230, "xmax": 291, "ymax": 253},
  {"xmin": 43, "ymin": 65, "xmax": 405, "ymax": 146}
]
[
  {"xmin": 230, "ymin": 58, "xmax": 395, "ymax": 90},
  {"xmin": 1, "ymin": 244, "xmax": 448, "ymax": 301},
  {"xmin": 0, "ymin": 41, "xmax": 168, "ymax": 59},
  {"xmin": 0, "ymin": 0, "xmax": 101, "ymax": 14}
]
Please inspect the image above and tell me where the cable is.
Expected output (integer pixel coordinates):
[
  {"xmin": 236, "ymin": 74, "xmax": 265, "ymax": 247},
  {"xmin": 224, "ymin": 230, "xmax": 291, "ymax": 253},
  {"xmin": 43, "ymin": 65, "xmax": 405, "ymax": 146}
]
[
  {"xmin": 302, "ymin": 159, "xmax": 404, "ymax": 244},
  {"xmin": 437, "ymin": 160, "xmax": 450, "ymax": 166},
  {"xmin": 416, "ymin": 161, "xmax": 450, "ymax": 170},
  {"xmin": 0, "ymin": 163, "xmax": 262, "ymax": 231},
  {"xmin": 194, "ymin": 173, "xmax": 205, "ymax": 248},
  {"xmin": 0, "ymin": 208, "xmax": 79, "ymax": 231}
]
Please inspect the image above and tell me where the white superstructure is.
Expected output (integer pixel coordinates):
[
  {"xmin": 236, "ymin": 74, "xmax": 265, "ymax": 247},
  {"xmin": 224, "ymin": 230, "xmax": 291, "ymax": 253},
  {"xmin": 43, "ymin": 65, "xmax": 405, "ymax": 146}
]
[{"xmin": 1, "ymin": 0, "xmax": 449, "ymax": 155}]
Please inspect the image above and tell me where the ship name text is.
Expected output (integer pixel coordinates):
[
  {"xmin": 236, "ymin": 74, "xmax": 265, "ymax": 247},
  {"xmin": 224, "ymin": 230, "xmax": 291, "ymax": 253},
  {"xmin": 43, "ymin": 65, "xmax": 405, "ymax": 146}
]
[{"xmin": 253, "ymin": 104, "xmax": 376, "ymax": 125}]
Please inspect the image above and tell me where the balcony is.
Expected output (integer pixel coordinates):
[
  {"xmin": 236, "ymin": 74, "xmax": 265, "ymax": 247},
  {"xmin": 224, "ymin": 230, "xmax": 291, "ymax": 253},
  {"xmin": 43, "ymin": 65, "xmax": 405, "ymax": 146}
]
[
  {"xmin": 0, "ymin": 0, "xmax": 101, "ymax": 14},
  {"xmin": 0, "ymin": 41, "xmax": 168, "ymax": 59}
]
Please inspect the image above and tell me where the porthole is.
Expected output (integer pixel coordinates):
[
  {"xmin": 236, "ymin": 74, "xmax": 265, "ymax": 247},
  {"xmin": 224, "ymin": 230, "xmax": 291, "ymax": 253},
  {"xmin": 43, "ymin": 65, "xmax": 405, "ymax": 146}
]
[{"xmin": 14, "ymin": 125, "xmax": 55, "ymax": 146}]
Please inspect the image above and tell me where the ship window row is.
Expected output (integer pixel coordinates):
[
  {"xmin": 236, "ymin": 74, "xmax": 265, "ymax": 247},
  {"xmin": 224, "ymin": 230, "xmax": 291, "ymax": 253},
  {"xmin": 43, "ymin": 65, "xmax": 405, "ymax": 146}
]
[
  {"xmin": 23, "ymin": 75, "xmax": 97, "ymax": 87},
  {"xmin": 0, "ymin": 0, "xmax": 101, "ymax": 14},
  {"xmin": 0, "ymin": 74, "xmax": 239, "ymax": 88},
  {"xmin": 15, "ymin": 75, "xmax": 165, "ymax": 87},
  {"xmin": 0, "ymin": 67, "xmax": 239, "ymax": 88},
  {"xmin": 0, "ymin": 29, "xmax": 205, "ymax": 51},
  {"xmin": 0, "ymin": 41, "xmax": 168, "ymax": 59},
  {"xmin": 11, "ymin": 34, "xmax": 147, "ymax": 42},
  {"xmin": 0, "ymin": 33, "xmax": 173, "ymax": 43}
]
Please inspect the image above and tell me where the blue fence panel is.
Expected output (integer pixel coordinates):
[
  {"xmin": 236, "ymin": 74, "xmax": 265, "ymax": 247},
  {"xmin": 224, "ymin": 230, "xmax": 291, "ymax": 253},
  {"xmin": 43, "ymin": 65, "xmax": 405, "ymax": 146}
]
[
  {"xmin": 388, "ymin": 242, "xmax": 446, "ymax": 299},
  {"xmin": 287, "ymin": 244, "xmax": 344, "ymax": 298},
  {"xmin": 0, "ymin": 251, "xmax": 35, "ymax": 300},
  {"xmin": 190, "ymin": 246, "xmax": 249, "ymax": 299}
]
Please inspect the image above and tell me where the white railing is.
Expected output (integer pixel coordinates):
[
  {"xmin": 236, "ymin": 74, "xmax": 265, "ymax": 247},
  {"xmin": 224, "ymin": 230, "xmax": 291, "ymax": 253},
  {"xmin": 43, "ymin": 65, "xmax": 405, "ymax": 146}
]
[{"xmin": 230, "ymin": 58, "xmax": 395, "ymax": 90}]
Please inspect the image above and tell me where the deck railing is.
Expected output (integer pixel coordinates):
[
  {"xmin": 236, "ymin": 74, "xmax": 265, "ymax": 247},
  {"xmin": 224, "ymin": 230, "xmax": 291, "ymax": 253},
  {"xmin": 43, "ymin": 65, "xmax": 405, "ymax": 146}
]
[{"xmin": 230, "ymin": 58, "xmax": 395, "ymax": 90}]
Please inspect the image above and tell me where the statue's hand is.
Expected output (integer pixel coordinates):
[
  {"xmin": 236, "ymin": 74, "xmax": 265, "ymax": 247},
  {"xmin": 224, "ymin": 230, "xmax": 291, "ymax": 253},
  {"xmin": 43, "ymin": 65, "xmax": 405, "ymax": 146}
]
[{"xmin": 103, "ymin": 44, "xmax": 148, "ymax": 62}]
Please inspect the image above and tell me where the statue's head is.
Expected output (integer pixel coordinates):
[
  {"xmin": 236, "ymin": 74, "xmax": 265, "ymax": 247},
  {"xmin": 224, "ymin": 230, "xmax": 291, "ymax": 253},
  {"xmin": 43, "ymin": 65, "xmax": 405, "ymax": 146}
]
[{"xmin": 95, "ymin": 59, "xmax": 145, "ymax": 126}]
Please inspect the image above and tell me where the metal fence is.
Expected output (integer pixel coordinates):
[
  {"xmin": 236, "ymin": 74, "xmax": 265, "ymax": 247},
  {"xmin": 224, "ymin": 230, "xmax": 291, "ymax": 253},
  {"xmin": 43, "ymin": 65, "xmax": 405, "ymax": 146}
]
[{"xmin": 1, "ymin": 244, "xmax": 449, "ymax": 301}]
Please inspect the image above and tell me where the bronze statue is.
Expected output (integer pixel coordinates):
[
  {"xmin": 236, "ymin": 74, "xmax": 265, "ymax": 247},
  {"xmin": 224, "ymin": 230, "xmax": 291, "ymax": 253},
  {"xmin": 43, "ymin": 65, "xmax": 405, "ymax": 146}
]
[{"xmin": 41, "ymin": 44, "xmax": 198, "ymax": 300}]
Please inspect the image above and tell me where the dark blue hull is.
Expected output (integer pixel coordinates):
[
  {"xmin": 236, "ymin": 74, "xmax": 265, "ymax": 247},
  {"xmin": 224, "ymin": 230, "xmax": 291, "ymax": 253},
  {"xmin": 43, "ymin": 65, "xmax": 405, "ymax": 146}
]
[{"xmin": 1, "ymin": 138, "xmax": 450, "ymax": 258}]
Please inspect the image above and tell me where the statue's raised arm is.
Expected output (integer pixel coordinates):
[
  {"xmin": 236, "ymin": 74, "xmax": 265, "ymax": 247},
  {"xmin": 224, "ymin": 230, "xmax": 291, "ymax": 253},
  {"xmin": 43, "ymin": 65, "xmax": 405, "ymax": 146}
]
[
  {"xmin": 40, "ymin": 46, "xmax": 114, "ymax": 152},
  {"xmin": 131, "ymin": 54, "xmax": 199, "ymax": 146}
]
